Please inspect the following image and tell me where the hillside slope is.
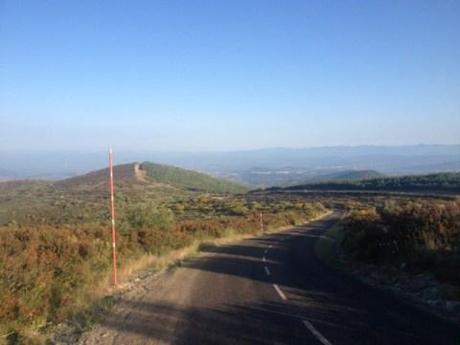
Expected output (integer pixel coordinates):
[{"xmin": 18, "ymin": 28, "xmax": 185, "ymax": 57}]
[
  {"xmin": 302, "ymin": 169, "xmax": 384, "ymax": 184},
  {"xmin": 141, "ymin": 162, "xmax": 248, "ymax": 194},
  {"xmin": 55, "ymin": 162, "xmax": 247, "ymax": 193},
  {"xmin": 225, "ymin": 168, "xmax": 385, "ymax": 188},
  {"xmin": 0, "ymin": 162, "xmax": 247, "ymax": 225},
  {"xmin": 283, "ymin": 172, "xmax": 460, "ymax": 193},
  {"xmin": 55, "ymin": 163, "xmax": 141, "ymax": 191}
]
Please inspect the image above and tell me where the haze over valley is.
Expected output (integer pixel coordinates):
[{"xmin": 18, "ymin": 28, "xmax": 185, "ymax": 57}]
[{"xmin": 2, "ymin": 145, "xmax": 460, "ymax": 187}]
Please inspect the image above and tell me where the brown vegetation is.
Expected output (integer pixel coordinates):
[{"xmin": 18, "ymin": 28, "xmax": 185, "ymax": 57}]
[
  {"xmin": 341, "ymin": 200, "xmax": 460, "ymax": 285},
  {"xmin": 0, "ymin": 198, "xmax": 326, "ymax": 342}
]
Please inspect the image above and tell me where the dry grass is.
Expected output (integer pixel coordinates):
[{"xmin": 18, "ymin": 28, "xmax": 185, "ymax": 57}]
[
  {"xmin": 341, "ymin": 200, "xmax": 460, "ymax": 285},
  {"xmin": 0, "ymin": 202, "xmax": 327, "ymax": 344}
]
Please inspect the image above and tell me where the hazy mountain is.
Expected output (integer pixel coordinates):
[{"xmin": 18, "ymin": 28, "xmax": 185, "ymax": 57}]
[
  {"xmin": 1, "ymin": 145, "xmax": 459, "ymax": 186},
  {"xmin": 0, "ymin": 168, "xmax": 18, "ymax": 181},
  {"xmin": 219, "ymin": 168, "xmax": 385, "ymax": 188}
]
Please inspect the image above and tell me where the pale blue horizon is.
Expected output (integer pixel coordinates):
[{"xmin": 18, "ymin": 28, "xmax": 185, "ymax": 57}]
[{"xmin": 1, "ymin": 0, "xmax": 459, "ymax": 151}]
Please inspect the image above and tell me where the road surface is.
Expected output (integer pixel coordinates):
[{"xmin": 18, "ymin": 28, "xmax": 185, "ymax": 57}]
[{"xmin": 80, "ymin": 213, "xmax": 460, "ymax": 345}]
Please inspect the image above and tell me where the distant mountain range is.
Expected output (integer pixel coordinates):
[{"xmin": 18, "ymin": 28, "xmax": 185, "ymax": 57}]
[{"xmin": 1, "ymin": 145, "xmax": 459, "ymax": 187}]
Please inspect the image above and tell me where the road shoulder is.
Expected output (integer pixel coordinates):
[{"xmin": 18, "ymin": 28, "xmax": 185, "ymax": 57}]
[{"xmin": 313, "ymin": 214, "xmax": 460, "ymax": 326}]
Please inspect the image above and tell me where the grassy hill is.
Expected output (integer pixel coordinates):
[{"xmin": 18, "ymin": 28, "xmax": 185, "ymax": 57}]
[
  {"xmin": 0, "ymin": 162, "xmax": 247, "ymax": 225},
  {"xmin": 57, "ymin": 163, "xmax": 139, "ymax": 184},
  {"xmin": 55, "ymin": 161, "xmax": 247, "ymax": 194},
  {"xmin": 141, "ymin": 162, "xmax": 248, "ymax": 194},
  {"xmin": 283, "ymin": 172, "xmax": 460, "ymax": 193}
]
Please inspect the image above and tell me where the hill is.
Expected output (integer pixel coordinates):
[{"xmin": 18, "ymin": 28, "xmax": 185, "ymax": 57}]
[
  {"xmin": 0, "ymin": 162, "xmax": 247, "ymax": 225},
  {"xmin": 227, "ymin": 168, "xmax": 385, "ymax": 188},
  {"xmin": 141, "ymin": 162, "xmax": 248, "ymax": 194},
  {"xmin": 303, "ymin": 170, "xmax": 384, "ymax": 184},
  {"xmin": 55, "ymin": 163, "xmax": 142, "ymax": 191},
  {"xmin": 55, "ymin": 161, "xmax": 247, "ymax": 193},
  {"xmin": 282, "ymin": 172, "xmax": 460, "ymax": 193}
]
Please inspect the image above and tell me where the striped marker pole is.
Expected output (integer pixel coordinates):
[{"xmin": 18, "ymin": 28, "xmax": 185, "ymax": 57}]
[
  {"xmin": 260, "ymin": 212, "xmax": 264, "ymax": 232},
  {"xmin": 109, "ymin": 148, "xmax": 118, "ymax": 286}
]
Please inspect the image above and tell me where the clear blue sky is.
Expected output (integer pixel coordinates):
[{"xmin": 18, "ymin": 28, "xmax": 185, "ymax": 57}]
[{"xmin": 1, "ymin": 0, "xmax": 459, "ymax": 151}]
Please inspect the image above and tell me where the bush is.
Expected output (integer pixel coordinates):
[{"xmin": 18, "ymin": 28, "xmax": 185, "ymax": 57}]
[
  {"xmin": 341, "ymin": 200, "xmax": 460, "ymax": 283},
  {"xmin": 0, "ymin": 225, "xmax": 111, "ymax": 334},
  {"xmin": 120, "ymin": 203, "xmax": 175, "ymax": 232},
  {"xmin": 0, "ymin": 200, "xmax": 327, "ymax": 338}
]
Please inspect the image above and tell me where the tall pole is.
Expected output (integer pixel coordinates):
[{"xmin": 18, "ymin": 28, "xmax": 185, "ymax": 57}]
[
  {"xmin": 260, "ymin": 212, "xmax": 264, "ymax": 233},
  {"xmin": 109, "ymin": 148, "xmax": 118, "ymax": 286}
]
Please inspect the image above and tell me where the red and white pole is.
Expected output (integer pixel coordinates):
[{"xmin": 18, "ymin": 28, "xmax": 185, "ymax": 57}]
[
  {"xmin": 260, "ymin": 212, "xmax": 264, "ymax": 233},
  {"xmin": 109, "ymin": 148, "xmax": 118, "ymax": 286}
]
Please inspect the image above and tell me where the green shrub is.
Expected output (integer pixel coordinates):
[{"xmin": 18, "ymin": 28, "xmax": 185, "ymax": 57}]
[
  {"xmin": 120, "ymin": 203, "xmax": 175, "ymax": 232},
  {"xmin": 0, "ymin": 200, "xmax": 327, "ymax": 339}
]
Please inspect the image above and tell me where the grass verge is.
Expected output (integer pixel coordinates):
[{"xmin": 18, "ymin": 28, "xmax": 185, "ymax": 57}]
[
  {"xmin": 52, "ymin": 210, "xmax": 330, "ymax": 344},
  {"xmin": 1, "ymin": 208, "xmax": 329, "ymax": 345}
]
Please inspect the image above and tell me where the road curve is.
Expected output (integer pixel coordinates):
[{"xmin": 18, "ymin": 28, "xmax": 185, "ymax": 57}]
[{"xmin": 80, "ymin": 213, "xmax": 460, "ymax": 345}]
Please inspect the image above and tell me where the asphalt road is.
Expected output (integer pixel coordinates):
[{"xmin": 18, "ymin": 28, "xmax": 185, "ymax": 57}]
[{"xmin": 80, "ymin": 212, "xmax": 460, "ymax": 345}]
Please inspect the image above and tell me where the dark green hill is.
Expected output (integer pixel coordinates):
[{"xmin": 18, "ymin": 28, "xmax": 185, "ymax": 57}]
[
  {"xmin": 305, "ymin": 170, "xmax": 384, "ymax": 184},
  {"xmin": 141, "ymin": 162, "xmax": 248, "ymax": 194},
  {"xmin": 283, "ymin": 172, "xmax": 460, "ymax": 193}
]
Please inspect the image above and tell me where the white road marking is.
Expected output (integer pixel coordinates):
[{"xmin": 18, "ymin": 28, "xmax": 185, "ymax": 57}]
[
  {"xmin": 269, "ymin": 244, "xmax": 273, "ymax": 248},
  {"xmin": 302, "ymin": 320, "xmax": 332, "ymax": 345},
  {"xmin": 263, "ymin": 256, "xmax": 266, "ymax": 262},
  {"xmin": 264, "ymin": 266, "xmax": 271, "ymax": 276},
  {"xmin": 273, "ymin": 284, "xmax": 287, "ymax": 300},
  {"xmin": 302, "ymin": 234, "xmax": 335, "ymax": 241}
]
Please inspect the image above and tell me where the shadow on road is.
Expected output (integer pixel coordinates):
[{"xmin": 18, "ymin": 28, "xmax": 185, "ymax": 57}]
[
  {"xmin": 101, "ymin": 298, "xmax": 372, "ymax": 345},
  {"xmin": 98, "ymin": 217, "xmax": 460, "ymax": 345}
]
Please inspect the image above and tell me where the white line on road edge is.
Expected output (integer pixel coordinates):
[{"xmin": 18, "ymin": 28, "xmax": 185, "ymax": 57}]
[
  {"xmin": 263, "ymin": 257, "xmax": 266, "ymax": 262},
  {"xmin": 273, "ymin": 284, "xmax": 287, "ymax": 300},
  {"xmin": 269, "ymin": 244, "xmax": 273, "ymax": 248},
  {"xmin": 264, "ymin": 266, "xmax": 271, "ymax": 276},
  {"xmin": 302, "ymin": 320, "xmax": 332, "ymax": 345}
]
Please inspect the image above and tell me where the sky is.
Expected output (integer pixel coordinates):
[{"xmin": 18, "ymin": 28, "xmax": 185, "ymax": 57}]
[{"xmin": 1, "ymin": 0, "xmax": 459, "ymax": 152}]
